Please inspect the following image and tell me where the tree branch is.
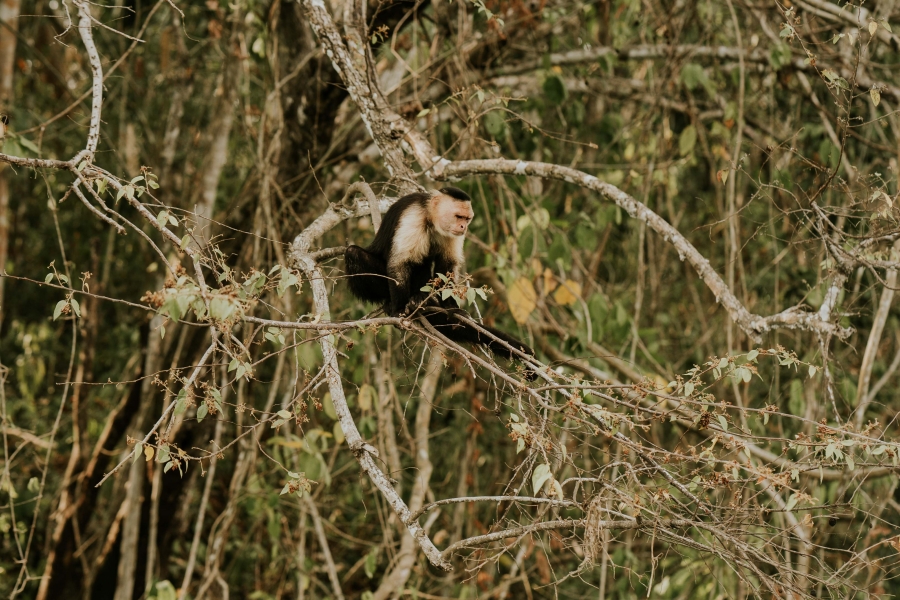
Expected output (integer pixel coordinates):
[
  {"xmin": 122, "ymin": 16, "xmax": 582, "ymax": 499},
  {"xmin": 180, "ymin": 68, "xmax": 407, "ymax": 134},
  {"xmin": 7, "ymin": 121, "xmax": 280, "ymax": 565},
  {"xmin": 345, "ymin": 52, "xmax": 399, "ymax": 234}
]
[{"xmin": 435, "ymin": 159, "xmax": 853, "ymax": 343}]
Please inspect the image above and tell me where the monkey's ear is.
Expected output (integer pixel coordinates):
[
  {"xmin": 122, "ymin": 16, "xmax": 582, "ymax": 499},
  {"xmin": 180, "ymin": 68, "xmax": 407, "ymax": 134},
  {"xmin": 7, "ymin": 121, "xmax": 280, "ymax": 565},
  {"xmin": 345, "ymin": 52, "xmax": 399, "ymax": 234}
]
[{"xmin": 439, "ymin": 187, "xmax": 471, "ymax": 202}]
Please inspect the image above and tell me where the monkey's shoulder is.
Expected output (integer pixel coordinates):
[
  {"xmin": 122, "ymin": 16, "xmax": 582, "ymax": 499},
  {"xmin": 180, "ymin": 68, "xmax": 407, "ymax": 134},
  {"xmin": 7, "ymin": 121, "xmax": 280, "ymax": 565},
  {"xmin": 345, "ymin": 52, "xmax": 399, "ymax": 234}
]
[{"xmin": 368, "ymin": 193, "xmax": 430, "ymax": 257}]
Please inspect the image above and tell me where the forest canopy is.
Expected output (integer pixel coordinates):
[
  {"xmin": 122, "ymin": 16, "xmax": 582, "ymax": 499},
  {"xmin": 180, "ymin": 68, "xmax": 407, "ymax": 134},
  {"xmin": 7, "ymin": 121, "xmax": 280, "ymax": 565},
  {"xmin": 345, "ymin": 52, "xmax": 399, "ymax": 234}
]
[{"xmin": 3, "ymin": 0, "xmax": 900, "ymax": 598}]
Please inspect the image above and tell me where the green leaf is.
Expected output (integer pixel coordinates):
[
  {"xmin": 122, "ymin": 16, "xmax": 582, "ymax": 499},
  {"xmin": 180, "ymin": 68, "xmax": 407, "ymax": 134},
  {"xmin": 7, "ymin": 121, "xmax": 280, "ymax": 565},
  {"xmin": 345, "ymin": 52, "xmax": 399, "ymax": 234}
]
[
  {"xmin": 747, "ymin": 349, "xmax": 759, "ymax": 361},
  {"xmin": 278, "ymin": 271, "xmax": 299, "ymax": 297},
  {"xmin": 717, "ymin": 414, "xmax": 728, "ymax": 431},
  {"xmin": 679, "ymin": 125, "xmax": 697, "ymax": 157},
  {"xmin": 154, "ymin": 580, "xmax": 177, "ymax": 600},
  {"xmin": 769, "ymin": 42, "xmax": 793, "ymax": 71},
  {"xmin": 542, "ymin": 74, "xmax": 568, "ymax": 104},
  {"xmin": 175, "ymin": 389, "xmax": 189, "ymax": 415},
  {"xmin": 784, "ymin": 494, "xmax": 798, "ymax": 512},
  {"xmin": 17, "ymin": 135, "xmax": 40, "ymax": 154},
  {"xmin": 1, "ymin": 137, "xmax": 22, "ymax": 157},
  {"xmin": 680, "ymin": 63, "xmax": 706, "ymax": 91},
  {"xmin": 197, "ymin": 403, "xmax": 208, "ymax": 423},
  {"xmin": 871, "ymin": 87, "xmax": 881, "ymax": 107},
  {"xmin": 44, "ymin": 273, "xmax": 53, "ymax": 284},
  {"xmin": 323, "ymin": 392, "xmax": 337, "ymax": 420},
  {"xmin": 156, "ymin": 444, "xmax": 170, "ymax": 464},
  {"xmin": 70, "ymin": 298, "xmax": 81, "ymax": 318},
  {"xmin": 358, "ymin": 384, "xmax": 375, "ymax": 411},
  {"xmin": 53, "ymin": 300, "xmax": 67, "ymax": 320},
  {"xmin": 133, "ymin": 442, "xmax": 142, "ymax": 464},
  {"xmin": 364, "ymin": 548, "xmax": 378, "ymax": 579},
  {"xmin": 532, "ymin": 463, "xmax": 552, "ymax": 494},
  {"xmin": 484, "ymin": 110, "xmax": 507, "ymax": 137},
  {"xmin": 252, "ymin": 36, "xmax": 265, "ymax": 57},
  {"xmin": 209, "ymin": 297, "xmax": 236, "ymax": 321}
]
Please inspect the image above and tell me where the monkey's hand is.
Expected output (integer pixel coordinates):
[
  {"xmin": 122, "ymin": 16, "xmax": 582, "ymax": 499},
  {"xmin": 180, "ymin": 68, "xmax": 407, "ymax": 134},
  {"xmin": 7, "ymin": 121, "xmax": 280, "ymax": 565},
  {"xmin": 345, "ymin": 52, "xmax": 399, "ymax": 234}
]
[{"xmin": 399, "ymin": 292, "xmax": 432, "ymax": 317}]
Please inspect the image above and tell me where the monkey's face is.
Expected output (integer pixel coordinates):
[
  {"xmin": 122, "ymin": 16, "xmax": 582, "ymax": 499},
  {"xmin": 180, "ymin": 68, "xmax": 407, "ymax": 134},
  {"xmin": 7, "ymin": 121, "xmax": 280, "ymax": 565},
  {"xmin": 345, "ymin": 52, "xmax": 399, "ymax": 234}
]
[{"xmin": 432, "ymin": 194, "xmax": 474, "ymax": 237}]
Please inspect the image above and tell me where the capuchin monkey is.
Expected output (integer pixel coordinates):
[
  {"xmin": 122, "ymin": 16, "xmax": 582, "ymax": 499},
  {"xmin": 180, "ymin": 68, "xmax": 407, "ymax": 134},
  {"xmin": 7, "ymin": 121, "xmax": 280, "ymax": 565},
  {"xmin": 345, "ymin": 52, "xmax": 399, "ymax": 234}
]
[{"xmin": 345, "ymin": 187, "xmax": 537, "ymax": 375}]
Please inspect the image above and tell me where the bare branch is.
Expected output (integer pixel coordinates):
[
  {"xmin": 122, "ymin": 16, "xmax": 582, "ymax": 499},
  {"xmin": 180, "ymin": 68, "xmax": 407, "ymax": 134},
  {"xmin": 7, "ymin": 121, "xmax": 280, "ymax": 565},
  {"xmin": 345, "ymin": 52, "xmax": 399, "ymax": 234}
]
[
  {"xmin": 436, "ymin": 159, "xmax": 852, "ymax": 342},
  {"xmin": 72, "ymin": 0, "xmax": 103, "ymax": 160},
  {"xmin": 95, "ymin": 334, "xmax": 218, "ymax": 488}
]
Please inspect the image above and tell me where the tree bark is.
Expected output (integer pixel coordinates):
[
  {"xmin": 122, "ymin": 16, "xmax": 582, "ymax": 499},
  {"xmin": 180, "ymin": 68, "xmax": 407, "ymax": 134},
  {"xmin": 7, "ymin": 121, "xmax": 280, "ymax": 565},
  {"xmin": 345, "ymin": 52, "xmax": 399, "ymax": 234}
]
[{"xmin": 0, "ymin": 0, "xmax": 21, "ymax": 329}]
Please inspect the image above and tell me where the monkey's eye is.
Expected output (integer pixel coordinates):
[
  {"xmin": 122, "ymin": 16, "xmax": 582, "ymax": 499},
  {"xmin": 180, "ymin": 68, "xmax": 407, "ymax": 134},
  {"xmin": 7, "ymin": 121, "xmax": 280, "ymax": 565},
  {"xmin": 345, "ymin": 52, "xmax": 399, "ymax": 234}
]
[{"xmin": 456, "ymin": 215, "xmax": 472, "ymax": 222}]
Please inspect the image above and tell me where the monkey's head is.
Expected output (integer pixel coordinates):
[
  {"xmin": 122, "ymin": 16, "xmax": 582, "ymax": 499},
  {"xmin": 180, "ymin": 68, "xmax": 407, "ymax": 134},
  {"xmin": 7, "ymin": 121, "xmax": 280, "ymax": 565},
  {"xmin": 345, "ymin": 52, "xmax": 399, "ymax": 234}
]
[{"xmin": 432, "ymin": 187, "xmax": 474, "ymax": 237}]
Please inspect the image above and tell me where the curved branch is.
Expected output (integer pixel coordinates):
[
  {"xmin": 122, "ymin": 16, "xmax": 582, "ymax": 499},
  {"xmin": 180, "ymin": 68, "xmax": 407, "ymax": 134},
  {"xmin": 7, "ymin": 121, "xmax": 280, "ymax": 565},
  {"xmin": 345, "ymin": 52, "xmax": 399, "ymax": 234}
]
[
  {"xmin": 435, "ymin": 159, "xmax": 852, "ymax": 343},
  {"xmin": 291, "ymin": 204, "xmax": 450, "ymax": 569},
  {"xmin": 299, "ymin": 0, "xmax": 428, "ymax": 184}
]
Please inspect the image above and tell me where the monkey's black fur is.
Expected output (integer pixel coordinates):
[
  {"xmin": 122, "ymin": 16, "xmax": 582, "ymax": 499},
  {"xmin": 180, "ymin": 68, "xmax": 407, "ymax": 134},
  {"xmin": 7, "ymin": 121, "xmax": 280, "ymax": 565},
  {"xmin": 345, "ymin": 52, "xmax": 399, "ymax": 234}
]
[
  {"xmin": 345, "ymin": 188, "xmax": 537, "ymax": 372},
  {"xmin": 345, "ymin": 191, "xmax": 433, "ymax": 314}
]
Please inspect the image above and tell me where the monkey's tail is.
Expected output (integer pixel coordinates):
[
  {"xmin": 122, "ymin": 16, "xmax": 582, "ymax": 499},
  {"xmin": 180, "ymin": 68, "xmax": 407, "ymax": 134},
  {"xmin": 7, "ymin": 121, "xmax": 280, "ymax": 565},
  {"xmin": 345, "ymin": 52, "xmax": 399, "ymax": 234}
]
[{"xmin": 421, "ymin": 308, "xmax": 538, "ymax": 378}]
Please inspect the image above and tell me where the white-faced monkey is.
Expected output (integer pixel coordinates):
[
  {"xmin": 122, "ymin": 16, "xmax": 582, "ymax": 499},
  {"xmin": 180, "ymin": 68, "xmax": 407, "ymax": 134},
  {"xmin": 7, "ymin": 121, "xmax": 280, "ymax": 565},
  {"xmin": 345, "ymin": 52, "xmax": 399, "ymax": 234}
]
[{"xmin": 344, "ymin": 187, "xmax": 537, "ymax": 374}]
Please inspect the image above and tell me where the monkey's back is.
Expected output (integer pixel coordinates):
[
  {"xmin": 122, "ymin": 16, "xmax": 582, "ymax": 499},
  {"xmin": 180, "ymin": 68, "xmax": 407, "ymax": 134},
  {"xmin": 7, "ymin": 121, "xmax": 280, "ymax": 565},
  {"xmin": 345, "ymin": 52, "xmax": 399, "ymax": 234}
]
[{"xmin": 366, "ymin": 192, "xmax": 431, "ymax": 259}]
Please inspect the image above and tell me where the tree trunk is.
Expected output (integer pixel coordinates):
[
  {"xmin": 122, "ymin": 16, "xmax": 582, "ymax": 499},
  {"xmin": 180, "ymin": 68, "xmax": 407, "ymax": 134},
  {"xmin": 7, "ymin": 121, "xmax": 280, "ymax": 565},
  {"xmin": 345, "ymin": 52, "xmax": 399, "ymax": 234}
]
[{"xmin": 0, "ymin": 0, "xmax": 21, "ymax": 329}]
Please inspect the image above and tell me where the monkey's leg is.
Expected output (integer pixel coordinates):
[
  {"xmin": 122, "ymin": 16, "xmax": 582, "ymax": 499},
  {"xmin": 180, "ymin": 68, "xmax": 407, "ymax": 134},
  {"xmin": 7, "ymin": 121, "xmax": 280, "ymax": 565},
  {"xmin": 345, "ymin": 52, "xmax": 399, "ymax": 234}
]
[
  {"xmin": 387, "ymin": 262, "xmax": 426, "ymax": 317},
  {"xmin": 345, "ymin": 245, "xmax": 391, "ymax": 306}
]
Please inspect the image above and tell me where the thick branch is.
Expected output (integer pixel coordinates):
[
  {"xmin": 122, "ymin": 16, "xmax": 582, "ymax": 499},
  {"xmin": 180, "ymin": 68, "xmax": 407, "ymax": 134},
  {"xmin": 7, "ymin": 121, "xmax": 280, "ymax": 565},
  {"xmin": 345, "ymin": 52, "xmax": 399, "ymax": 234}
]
[
  {"xmin": 291, "ymin": 203, "xmax": 450, "ymax": 568},
  {"xmin": 299, "ymin": 0, "xmax": 430, "ymax": 184},
  {"xmin": 73, "ymin": 0, "xmax": 102, "ymax": 159}
]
